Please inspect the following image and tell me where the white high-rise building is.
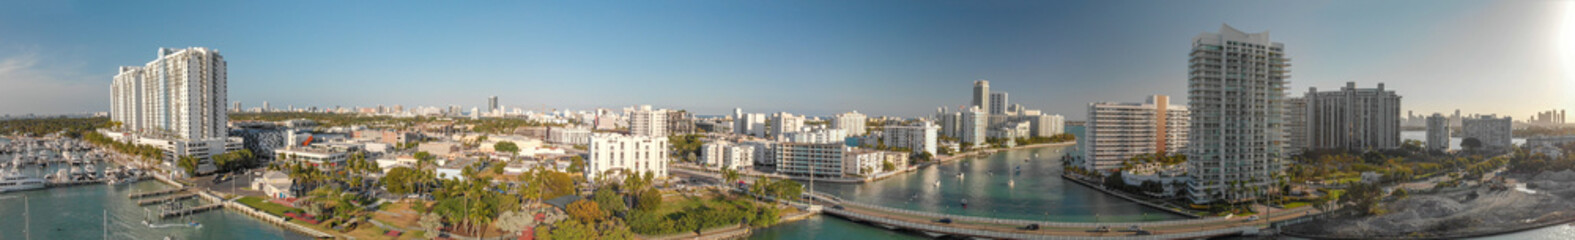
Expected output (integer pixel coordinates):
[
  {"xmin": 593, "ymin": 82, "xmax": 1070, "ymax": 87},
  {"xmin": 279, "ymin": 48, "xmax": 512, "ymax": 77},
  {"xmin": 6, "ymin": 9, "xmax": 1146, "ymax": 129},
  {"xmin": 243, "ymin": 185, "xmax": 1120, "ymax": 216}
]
[
  {"xmin": 1013, "ymin": 114, "xmax": 1065, "ymax": 138},
  {"xmin": 1300, "ymin": 82, "xmax": 1403, "ymax": 151},
  {"xmin": 1185, "ymin": 25, "xmax": 1289, "ymax": 204},
  {"xmin": 832, "ymin": 111, "xmax": 868, "ymax": 136},
  {"xmin": 775, "ymin": 142, "xmax": 845, "ymax": 177},
  {"xmin": 770, "ymin": 112, "xmax": 804, "ymax": 140},
  {"xmin": 588, "ymin": 133, "xmax": 669, "ymax": 181},
  {"xmin": 111, "ymin": 47, "xmax": 229, "ymax": 140},
  {"xmin": 108, "ymin": 47, "xmax": 242, "ymax": 168},
  {"xmin": 488, "ymin": 96, "xmax": 499, "ymax": 113},
  {"xmin": 884, "ymin": 121, "xmax": 939, "ymax": 156},
  {"xmin": 1426, "ymin": 113, "xmax": 1451, "ymax": 151},
  {"xmin": 1084, "ymin": 95, "xmax": 1189, "ymax": 171},
  {"xmin": 782, "ymin": 128, "xmax": 847, "ymax": 144},
  {"xmin": 628, "ymin": 105, "xmax": 668, "ymax": 137},
  {"xmin": 732, "ymin": 108, "xmax": 768, "ymax": 137},
  {"xmin": 960, "ymin": 106, "xmax": 987, "ymax": 147},
  {"xmin": 1462, "ymin": 115, "xmax": 1513, "ymax": 150},
  {"xmin": 990, "ymin": 92, "xmax": 1009, "ymax": 115}
]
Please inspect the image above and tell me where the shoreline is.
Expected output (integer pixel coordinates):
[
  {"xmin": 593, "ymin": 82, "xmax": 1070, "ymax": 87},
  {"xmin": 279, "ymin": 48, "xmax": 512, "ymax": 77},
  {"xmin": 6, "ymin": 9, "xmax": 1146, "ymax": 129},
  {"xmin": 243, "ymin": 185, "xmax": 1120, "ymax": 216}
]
[{"xmin": 1061, "ymin": 175, "xmax": 1203, "ymax": 218}]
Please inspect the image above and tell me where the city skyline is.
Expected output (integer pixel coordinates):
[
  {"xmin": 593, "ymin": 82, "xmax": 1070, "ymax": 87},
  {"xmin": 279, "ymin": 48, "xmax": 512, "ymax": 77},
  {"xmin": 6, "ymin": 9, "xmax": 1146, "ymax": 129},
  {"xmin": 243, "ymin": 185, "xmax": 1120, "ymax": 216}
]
[{"xmin": 1, "ymin": 0, "xmax": 1573, "ymax": 119}]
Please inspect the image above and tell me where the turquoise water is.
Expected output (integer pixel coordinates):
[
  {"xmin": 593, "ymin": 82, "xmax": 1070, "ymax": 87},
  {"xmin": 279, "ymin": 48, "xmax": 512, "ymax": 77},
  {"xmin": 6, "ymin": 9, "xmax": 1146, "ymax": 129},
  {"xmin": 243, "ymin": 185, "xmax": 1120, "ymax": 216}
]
[
  {"xmin": 0, "ymin": 180, "xmax": 308, "ymax": 239},
  {"xmin": 753, "ymin": 126, "xmax": 1575, "ymax": 239}
]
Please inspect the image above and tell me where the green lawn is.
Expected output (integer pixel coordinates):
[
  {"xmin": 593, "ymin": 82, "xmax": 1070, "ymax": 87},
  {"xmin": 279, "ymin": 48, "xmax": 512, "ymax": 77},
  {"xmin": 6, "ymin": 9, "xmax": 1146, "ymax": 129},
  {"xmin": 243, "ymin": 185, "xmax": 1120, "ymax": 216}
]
[
  {"xmin": 238, "ymin": 196, "xmax": 300, "ymax": 216},
  {"xmin": 1282, "ymin": 201, "xmax": 1310, "ymax": 209},
  {"xmin": 1324, "ymin": 189, "xmax": 1347, "ymax": 200}
]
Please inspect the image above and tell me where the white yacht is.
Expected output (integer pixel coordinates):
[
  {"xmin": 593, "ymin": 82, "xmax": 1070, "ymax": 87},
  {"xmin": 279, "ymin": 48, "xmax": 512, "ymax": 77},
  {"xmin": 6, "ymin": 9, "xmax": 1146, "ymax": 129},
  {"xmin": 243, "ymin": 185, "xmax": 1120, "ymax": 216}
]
[{"xmin": 0, "ymin": 170, "xmax": 46, "ymax": 193}]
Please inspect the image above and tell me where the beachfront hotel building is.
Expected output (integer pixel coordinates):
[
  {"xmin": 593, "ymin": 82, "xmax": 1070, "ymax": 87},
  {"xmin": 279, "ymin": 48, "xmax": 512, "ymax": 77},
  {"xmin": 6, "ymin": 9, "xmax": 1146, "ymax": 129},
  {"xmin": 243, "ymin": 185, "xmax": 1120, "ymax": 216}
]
[
  {"xmin": 587, "ymin": 133, "xmax": 669, "ymax": 181},
  {"xmin": 108, "ymin": 47, "xmax": 243, "ymax": 169},
  {"xmin": 1084, "ymin": 95, "xmax": 1190, "ymax": 171},
  {"xmin": 1185, "ymin": 25, "xmax": 1290, "ymax": 204},
  {"xmin": 1299, "ymin": 82, "xmax": 1403, "ymax": 151},
  {"xmin": 883, "ymin": 121, "xmax": 940, "ymax": 156}
]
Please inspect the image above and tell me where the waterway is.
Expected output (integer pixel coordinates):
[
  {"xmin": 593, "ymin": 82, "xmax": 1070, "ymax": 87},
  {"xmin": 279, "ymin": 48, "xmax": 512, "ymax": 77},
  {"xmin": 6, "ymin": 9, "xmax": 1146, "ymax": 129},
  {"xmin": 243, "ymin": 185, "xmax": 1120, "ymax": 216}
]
[
  {"xmin": 0, "ymin": 139, "xmax": 307, "ymax": 240},
  {"xmin": 753, "ymin": 127, "xmax": 1574, "ymax": 239},
  {"xmin": 1400, "ymin": 130, "xmax": 1526, "ymax": 150}
]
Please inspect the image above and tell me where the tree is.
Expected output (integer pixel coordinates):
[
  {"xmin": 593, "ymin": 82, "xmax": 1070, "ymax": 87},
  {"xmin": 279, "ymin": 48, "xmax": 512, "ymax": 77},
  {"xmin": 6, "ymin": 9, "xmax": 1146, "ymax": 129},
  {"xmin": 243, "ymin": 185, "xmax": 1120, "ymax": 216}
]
[
  {"xmin": 415, "ymin": 151, "xmax": 434, "ymax": 168},
  {"xmin": 382, "ymin": 167, "xmax": 420, "ymax": 195},
  {"xmin": 495, "ymin": 210, "xmax": 536, "ymax": 237},
  {"xmin": 882, "ymin": 160, "xmax": 897, "ymax": 172},
  {"xmin": 494, "ymin": 141, "xmax": 520, "ymax": 156},
  {"xmin": 722, "ymin": 169, "xmax": 740, "ymax": 185},
  {"xmin": 635, "ymin": 188, "xmax": 663, "ymax": 211},
  {"xmin": 419, "ymin": 213, "xmax": 444, "ymax": 239},
  {"xmin": 566, "ymin": 200, "xmax": 606, "ymax": 223},
  {"xmin": 177, "ymin": 155, "xmax": 201, "ymax": 176},
  {"xmin": 1462, "ymin": 137, "xmax": 1483, "ymax": 152},
  {"xmin": 568, "ymin": 155, "xmax": 585, "ymax": 173},
  {"xmin": 593, "ymin": 188, "xmax": 628, "ymax": 214}
]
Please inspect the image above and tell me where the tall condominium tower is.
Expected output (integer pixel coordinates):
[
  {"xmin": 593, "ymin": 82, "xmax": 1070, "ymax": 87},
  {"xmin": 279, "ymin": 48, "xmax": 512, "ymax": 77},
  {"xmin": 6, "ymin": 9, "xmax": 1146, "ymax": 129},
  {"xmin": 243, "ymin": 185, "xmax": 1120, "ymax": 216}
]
[
  {"xmin": 1185, "ymin": 25, "xmax": 1290, "ymax": 204},
  {"xmin": 110, "ymin": 47, "xmax": 229, "ymax": 140},
  {"xmin": 1301, "ymin": 82, "xmax": 1402, "ymax": 151},
  {"xmin": 1084, "ymin": 95, "xmax": 1190, "ymax": 171},
  {"xmin": 770, "ymin": 112, "xmax": 805, "ymax": 141},
  {"xmin": 972, "ymin": 80, "xmax": 990, "ymax": 115}
]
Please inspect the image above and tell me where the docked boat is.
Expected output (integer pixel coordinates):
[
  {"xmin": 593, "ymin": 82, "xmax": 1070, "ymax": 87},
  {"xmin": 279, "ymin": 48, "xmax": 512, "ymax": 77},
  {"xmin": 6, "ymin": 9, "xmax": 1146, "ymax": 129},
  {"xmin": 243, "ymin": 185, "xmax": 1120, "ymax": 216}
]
[{"xmin": 0, "ymin": 170, "xmax": 47, "ymax": 193}]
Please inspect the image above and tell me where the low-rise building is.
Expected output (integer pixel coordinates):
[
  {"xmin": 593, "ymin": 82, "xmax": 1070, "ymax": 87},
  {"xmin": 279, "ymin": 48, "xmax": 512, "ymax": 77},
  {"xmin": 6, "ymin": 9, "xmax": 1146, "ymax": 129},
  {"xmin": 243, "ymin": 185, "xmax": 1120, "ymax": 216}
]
[
  {"xmin": 548, "ymin": 127, "xmax": 592, "ymax": 145},
  {"xmin": 701, "ymin": 141, "xmax": 755, "ymax": 171},
  {"xmin": 775, "ymin": 142, "xmax": 844, "ymax": 177},
  {"xmin": 274, "ymin": 143, "xmax": 362, "ymax": 169}
]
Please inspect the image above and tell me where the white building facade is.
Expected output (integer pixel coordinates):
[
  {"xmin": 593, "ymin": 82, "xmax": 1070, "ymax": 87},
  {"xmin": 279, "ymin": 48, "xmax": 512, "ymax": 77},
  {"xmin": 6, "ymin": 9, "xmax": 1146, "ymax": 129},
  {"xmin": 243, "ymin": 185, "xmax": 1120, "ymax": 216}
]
[
  {"xmin": 588, "ymin": 133, "xmax": 669, "ymax": 181},
  {"xmin": 1462, "ymin": 115, "xmax": 1513, "ymax": 149},
  {"xmin": 1084, "ymin": 95, "xmax": 1190, "ymax": 171},
  {"xmin": 883, "ymin": 121, "xmax": 939, "ymax": 156},
  {"xmin": 628, "ymin": 105, "xmax": 668, "ymax": 137},
  {"xmin": 1185, "ymin": 25, "xmax": 1289, "ymax": 204},
  {"xmin": 832, "ymin": 111, "xmax": 868, "ymax": 136},
  {"xmin": 1300, "ymin": 82, "xmax": 1403, "ymax": 151}
]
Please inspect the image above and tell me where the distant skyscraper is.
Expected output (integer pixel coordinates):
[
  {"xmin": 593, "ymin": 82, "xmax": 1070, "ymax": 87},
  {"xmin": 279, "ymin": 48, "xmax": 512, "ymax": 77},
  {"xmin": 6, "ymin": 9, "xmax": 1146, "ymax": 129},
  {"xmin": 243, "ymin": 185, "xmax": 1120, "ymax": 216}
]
[
  {"xmin": 110, "ymin": 47, "xmax": 229, "ymax": 140},
  {"xmin": 233, "ymin": 101, "xmax": 242, "ymax": 113},
  {"xmin": 488, "ymin": 96, "xmax": 499, "ymax": 113},
  {"xmin": 733, "ymin": 108, "xmax": 767, "ymax": 137},
  {"xmin": 972, "ymin": 80, "xmax": 990, "ymax": 115},
  {"xmin": 262, "ymin": 101, "xmax": 271, "ymax": 113},
  {"xmin": 1301, "ymin": 82, "xmax": 1402, "ymax": 151},
  {"xmin": 1426, "ymin": 113, "xmax": 1451, "ymax": 151},
  {"xmin": 989, "ymin": 92, "xmax": 1009, "ymax": 115},
  {"xmin": 1185, "ymin": 24, "xmax": 1289, "ymax": 204}
]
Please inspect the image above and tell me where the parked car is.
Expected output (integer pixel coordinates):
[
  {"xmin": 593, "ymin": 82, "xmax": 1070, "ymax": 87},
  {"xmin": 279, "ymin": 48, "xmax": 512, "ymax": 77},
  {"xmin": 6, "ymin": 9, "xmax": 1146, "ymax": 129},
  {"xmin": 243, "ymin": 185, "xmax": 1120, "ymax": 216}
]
[
  {"xmin": 935, "ymin": 218, "xmax": 953, "ymax": 224},
  {"xmin": 1093, "ymin": 226, "xmax": 1111, "ymax": 232},
  {"xmin": 1021, "ymin": 223, "xmax": 1040, "ymax": 230},
  {"xmin": 1246, "ymin": 215, "xmax": 1260, "ymax": 221}
]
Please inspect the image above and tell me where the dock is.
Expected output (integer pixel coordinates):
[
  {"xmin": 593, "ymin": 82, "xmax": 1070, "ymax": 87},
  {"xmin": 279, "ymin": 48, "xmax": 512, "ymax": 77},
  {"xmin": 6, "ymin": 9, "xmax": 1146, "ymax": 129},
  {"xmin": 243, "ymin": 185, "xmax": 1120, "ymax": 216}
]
[
  {"xmin": 45, "ymin": 179, "xmax": 105, "ymax": 187},
  {"xmin": 137, "ymin": 193, "xmax": 198, "ymax": 206},
  {"xmin": 129, "ymin": 187, "xmax": 188, "ymax": 199},
  {"xmin": 159, "ymin": 203, "xmax": 223, "ymax": 218}
]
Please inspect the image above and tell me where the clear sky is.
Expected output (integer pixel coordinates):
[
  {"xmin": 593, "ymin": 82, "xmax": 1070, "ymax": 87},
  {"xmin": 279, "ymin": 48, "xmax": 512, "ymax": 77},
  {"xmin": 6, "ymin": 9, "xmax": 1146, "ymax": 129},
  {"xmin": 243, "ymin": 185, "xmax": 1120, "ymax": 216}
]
[{"xmin": 1, "ymin": 0, "xmax": 1572, "ymax": 120}]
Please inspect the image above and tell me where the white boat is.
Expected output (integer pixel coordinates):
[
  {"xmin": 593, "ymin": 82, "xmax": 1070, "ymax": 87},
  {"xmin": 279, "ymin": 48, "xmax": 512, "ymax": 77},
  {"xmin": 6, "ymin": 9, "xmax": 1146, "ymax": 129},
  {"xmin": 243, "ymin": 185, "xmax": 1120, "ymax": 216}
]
[
  {"xmin": 0, "ymin": 170, "xmax": 47, "ymax": 193},
  {"xmin": 1009, "ymin": 179, "xmax": 1015, "ymax": 187}
]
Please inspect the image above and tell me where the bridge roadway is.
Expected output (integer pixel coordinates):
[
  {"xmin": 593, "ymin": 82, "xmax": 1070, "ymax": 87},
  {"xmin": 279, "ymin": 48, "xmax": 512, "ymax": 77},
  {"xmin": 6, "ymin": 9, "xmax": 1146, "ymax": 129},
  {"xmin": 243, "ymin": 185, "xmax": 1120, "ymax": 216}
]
[{"xmin": 671, "ymin": 167, "xmax": 1324, "ymax": 239}]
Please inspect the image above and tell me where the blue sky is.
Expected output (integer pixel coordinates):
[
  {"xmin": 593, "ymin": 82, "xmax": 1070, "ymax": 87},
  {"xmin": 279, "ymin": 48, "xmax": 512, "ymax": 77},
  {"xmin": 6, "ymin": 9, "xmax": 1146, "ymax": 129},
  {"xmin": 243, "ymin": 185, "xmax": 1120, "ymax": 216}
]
[{"xmin": 1, "ymin": 0, "xmax": 1572, "ymax": 120}]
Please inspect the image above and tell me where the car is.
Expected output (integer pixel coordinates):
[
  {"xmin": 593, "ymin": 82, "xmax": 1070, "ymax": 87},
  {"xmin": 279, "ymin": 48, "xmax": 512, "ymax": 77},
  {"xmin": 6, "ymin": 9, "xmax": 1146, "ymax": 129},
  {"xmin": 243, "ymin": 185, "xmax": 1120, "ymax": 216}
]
[
  {"xmin": 934, "ymin": 218, "xmax": 953, "ymax": 224},
  {"xmin": 1021, "ymin": 223, "xmax": 1040, "ymax": 230},
  {"xmin": 832, "ymin": 205, "xmax": 845, "ymax": 210},
  {"xmin": 1093, "ymin": 226, "xmax": 1111, "ymax": 232},
  {"xmin": 1128, "ymin": 225, "xmax": 1142, "ymax": 231},
  {"xmin": 1246, "ymin": 215, "xmax": 1260, "ymax": 221}
]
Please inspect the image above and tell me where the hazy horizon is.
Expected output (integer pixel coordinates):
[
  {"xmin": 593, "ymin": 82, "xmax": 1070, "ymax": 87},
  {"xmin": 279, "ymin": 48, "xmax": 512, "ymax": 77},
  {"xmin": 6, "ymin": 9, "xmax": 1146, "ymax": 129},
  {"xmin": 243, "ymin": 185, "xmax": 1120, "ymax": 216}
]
[{"xmin": 2, "ymin": 0, "xmax": 1573, "ymax": 120}]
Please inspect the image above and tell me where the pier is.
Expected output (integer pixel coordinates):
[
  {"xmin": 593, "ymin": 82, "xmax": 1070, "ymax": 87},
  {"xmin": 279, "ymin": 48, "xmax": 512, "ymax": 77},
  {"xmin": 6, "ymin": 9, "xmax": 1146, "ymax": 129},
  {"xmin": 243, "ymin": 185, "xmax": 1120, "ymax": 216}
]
[
  {"xmin": 44, "ymin": 179, "xmax": 105, "ymax": 187},
  {"xmin": 137, "ymin": 193, "xmax": 198, "ymax": 206},
  {"xmin": 129, "ymin": 187, "xmax": 188, "ymax": 199},
  {"xmin": 159, "ymin": 203, "xmax": 223, "ymax": 218}
]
